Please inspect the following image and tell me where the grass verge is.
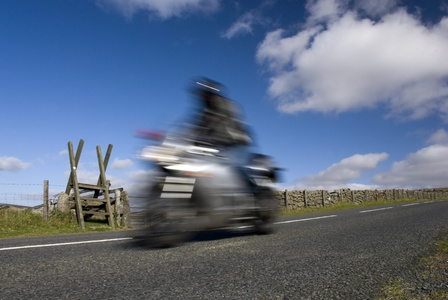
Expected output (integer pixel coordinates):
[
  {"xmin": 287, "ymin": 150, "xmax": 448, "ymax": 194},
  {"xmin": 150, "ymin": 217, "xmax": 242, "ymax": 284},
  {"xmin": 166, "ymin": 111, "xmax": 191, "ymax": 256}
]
[
  {"xmin": 378, "ymin": 234, "xmax": 448, "ymax": 299},
  {"xmin": 0, "ymin": 208, "xmax": 120, "ymax": 239}
]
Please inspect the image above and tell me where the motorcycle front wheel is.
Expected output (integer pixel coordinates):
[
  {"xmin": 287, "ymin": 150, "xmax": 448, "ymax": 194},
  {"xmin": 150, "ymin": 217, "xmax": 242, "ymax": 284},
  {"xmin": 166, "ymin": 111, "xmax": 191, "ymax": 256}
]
[
  {"xmin": 136, "ymin": 181, "xmax": 198, "ymax": 248},
  {"xmin": 253, "ymin": 187, "xmax": 278, "ymax": 235}
]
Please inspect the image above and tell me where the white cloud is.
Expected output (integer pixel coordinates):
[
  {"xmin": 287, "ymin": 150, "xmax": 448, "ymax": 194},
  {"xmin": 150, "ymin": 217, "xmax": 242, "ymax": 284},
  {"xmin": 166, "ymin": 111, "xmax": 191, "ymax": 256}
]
[
  {"xmin": 354, "ymin": 0, "xmax": 399, "ymax": 17},
  {"xmin": 257, "ymin": 1, "xmax": 448, "ymax": 120},
  {"xmin": 221, "ymin": 12, "xmax": 256, "ymax": 39},
  {"xmin": 127, "ymin": 169, "xmax": 153, "ymax": 182},
  {"xmin": 221, "ymin": 2, "xmax": 273, "ymax": 39},
  {"xmin": 0, "ymin": 156, "xmax": 31, "ymax": 171},
  {"xmin": 96, "ymin": 0, "xmax": 220, "ymax": 19},
  {"xmin": 111, "ymin": 158, "xmax": 133, "ymax": 170},
  {"xmin": 427, "ymin": 128, "xmax": 448, "ymax": 145},
  {"xmin": 122, "ymin": 169, "xmax": 156, "ymax": 205},
  {"xmin": 58, "ymin": 149, "xmax": 68, "ymax": 156},
  {"xmin": 372, "ymin": 144, "xmax": 448, "ymax": 189},
  {"xmin": 305, "ymin": 0, "xmax": 345, "ymax": 24},
  {"xmin": 64, "ymin": 162, "xmax": 128, "ymax": 190},
  {"xmin": 371, "ymin": 128, "xmax": 448, "ymax": 189},
  {"xmin": 71, "ymin": 166, "xmax": 100, "ymax": 185},
  {"xmin": 294, "ymin": 153, "xmax": 388, "ymax": 190}
]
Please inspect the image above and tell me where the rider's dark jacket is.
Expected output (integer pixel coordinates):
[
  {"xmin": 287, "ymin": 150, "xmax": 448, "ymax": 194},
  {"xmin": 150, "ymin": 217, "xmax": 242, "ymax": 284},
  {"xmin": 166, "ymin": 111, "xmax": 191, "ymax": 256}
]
[{"xmin": 194, "ymin": 93, "xmax": 251, "ymax": 146}]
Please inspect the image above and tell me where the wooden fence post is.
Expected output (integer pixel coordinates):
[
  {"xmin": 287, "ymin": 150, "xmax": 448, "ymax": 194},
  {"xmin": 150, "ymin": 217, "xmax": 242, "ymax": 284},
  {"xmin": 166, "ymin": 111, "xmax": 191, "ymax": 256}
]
[
  {"xmin": 122, "ymin": 191, "xmax": 131, "ymax": 227},
  {"xmin": 115, "ymin": 189, "xmax": 122, "ymax": 226},
  {"xmin": 43, "ymin": 180, "xmax": 49, "ymax": 221},
  {"xmin": 97, "ymin": 146, "xmax": 115, "ymax": 229},
  {"xmin": 284, "ymin": 189, "xmax": 288, "ymax": 209},
  {"xmin": 65, "ymin": 139, "xmax": 84, "ymax": 195},
  {"xmin": 303, "ymin": 190, "xmax": 307, "ymax": 207},
  {"xmin": 68, "ymin": 141, "xmax": 85, "ymax": 229}
]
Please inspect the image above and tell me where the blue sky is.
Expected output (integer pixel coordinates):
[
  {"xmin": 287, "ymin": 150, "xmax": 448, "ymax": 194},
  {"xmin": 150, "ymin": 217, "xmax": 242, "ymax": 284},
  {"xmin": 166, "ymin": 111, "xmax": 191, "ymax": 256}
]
[{"xmin": 2, "ymin": 0, "xmax": 448, "ymax": 204}]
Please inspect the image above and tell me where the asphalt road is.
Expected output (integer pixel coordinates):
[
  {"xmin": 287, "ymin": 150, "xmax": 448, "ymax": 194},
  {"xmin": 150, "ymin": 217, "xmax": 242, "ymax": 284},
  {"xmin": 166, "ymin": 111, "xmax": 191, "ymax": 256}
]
[{"xmin": 1, "ymin": 201, "xmax": 448, "ymax": 299}]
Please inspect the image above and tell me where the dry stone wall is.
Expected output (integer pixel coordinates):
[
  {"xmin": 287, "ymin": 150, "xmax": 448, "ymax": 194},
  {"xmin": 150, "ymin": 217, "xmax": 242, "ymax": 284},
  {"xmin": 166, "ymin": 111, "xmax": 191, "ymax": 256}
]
[{"xmin": 276, "ymin": 188, "xmax": 448, "ymax": 209}]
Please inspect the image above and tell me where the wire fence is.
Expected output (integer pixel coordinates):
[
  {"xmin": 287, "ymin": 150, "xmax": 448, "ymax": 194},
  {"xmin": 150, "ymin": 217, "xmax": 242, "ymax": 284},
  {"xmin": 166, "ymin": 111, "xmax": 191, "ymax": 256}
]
[{"xmin": 0, "ymin": 182, "xmax": 63, "ymax": 208}]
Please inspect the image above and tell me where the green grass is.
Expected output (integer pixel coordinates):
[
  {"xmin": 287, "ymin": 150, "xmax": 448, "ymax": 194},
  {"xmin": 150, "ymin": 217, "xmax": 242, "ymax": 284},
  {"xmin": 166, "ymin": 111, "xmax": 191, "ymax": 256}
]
[
  {"xmin": 0, "ymin": 208, "xmax": 119, "ymax": 239},
  {"xmin": 378, "ymin": 235, "xmax": 448, "ymax": 299}
]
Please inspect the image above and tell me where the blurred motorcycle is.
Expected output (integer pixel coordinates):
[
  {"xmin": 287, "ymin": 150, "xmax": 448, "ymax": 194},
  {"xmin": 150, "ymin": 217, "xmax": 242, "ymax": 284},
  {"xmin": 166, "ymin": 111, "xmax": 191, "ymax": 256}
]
[{"xmin": 134, "ymin": 130, "xmax": 281, "ymax": 248}]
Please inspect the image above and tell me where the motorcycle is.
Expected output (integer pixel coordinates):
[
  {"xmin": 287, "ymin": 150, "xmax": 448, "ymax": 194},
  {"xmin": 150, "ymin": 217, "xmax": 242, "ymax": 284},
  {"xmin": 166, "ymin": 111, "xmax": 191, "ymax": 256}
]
[{"xmin": 134, "ymin": 130, "xmax": 281, "ymax": 248}]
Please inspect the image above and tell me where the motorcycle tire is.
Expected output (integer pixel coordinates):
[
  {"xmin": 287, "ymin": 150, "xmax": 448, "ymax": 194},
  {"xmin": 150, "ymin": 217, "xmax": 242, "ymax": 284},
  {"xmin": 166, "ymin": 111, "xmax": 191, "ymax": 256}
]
[
  {"xmin": 137, "ymin": 182, "xmax": 197, "ymax": 248},
  {"xmin": 253, "ymin": 187, "xmax": 278, "ymax": 235}
]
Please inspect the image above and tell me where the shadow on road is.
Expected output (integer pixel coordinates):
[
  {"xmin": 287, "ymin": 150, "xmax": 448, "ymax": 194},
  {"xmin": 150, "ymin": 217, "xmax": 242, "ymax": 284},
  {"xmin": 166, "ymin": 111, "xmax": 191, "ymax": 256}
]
[
  {"xmin": 123, "ymin": 227, "xmax": 256, "ymax": 250},
  {"xmin": 192, "ymin": 228, "xmax": 254, "ymax": 243}
]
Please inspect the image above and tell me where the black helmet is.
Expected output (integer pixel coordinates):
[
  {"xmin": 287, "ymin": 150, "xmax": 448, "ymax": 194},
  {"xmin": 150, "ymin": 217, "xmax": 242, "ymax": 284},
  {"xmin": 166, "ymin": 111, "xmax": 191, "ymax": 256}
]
[{"xmin": 191, "ymin": 77, "xmax": 225, "ymax": 99}]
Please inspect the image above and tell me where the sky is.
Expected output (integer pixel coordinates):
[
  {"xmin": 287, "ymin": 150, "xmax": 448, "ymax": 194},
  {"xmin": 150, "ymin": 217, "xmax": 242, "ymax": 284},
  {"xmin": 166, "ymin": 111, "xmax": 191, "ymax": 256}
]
[{"xmin": 2, "ymin": 0, "xmax": 448, "ymax": 205}]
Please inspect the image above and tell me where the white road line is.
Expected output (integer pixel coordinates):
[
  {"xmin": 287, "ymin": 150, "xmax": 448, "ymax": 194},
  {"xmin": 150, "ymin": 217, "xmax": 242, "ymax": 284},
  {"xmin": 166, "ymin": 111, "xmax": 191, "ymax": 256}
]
[
  {"xmin": 402, "ymin": 203, "xmax": 420, "ymax": 207},
  {"xmin": 1, "ymin": 215, "xmax": 338, "ymax": 251},
  {"xmin": 275, "ymin": 215, "xmax": 338, "ymax": 225},
  {"xmin": 235, "ymin": 214, "xmax": 338, "ymax": 229},
  {"xmin": 0, "ymin": 237, "xmax": 133, "ymax": 252},
  {"xmin": 359, "ymin": 207, "xmax": 393, "ymax": 213}
]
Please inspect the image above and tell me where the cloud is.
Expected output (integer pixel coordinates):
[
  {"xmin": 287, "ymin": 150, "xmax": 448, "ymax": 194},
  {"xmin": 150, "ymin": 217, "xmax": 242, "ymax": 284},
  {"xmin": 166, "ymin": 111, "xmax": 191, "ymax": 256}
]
[
  {"xmin": 96, "ymin": 0, "xmax": 220, "ymax": 19},
  {"xmin": 127, "ymin": 169, "xmax": 153, "ymax": 182},
  {"xmin": 371, "ymin": 128, "xmax": 448, "ymax": 189},
  {"xmin": 63, "ymin": 162, "xmax": 128, "ymax": 191},
  {"xmin": 354, "ymin": 0, "xmax": 400, "ymax": 17},
  {"xmin": 111, "ymin": 158, "xmax": 133, "ymax": 170},
  {"xmin": 122, "ymin": 169, "xmax": 156, "ymax": 203},
  {"xmin": 65, "ymin": 164, "xmax": 99, "ymax": 185},
  {"xmin": 305, "ymin": 0, "xmax": 345, "ymax": 24},
  {"xmin": 372, "ymin": 144, "xmax": 448, "ymax": 189},
  {"xmin": 221, "ymin": 12, "xmax": 256, "ymax": 39},
  {"xmin": 0, "ymin": 156, "xmax": 31, "ymax": 171},
  {"xmin": 256, "ymin": 0, "xmax": 448, "ymax": 120},
  {"xmin": 427, "ymin": 128, "xmax": 448, "ymax": 145},
  {"xmin": 291, "ymin": 130, "xmax": 448, "ymax": 190},
  {"xmin": 294, "ymin": 153, "xmax": 388, "ymax": 190},
  {"xmin": 221, "ymin": 2, "xmax": 273, "ymax": 39}
]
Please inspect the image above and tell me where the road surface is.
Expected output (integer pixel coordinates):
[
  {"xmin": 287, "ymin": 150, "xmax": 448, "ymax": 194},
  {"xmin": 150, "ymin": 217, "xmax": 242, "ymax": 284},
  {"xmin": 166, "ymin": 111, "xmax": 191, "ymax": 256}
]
[{"xmin": 1, "ymin": 201, "xmax": 448, "ymax": 299}]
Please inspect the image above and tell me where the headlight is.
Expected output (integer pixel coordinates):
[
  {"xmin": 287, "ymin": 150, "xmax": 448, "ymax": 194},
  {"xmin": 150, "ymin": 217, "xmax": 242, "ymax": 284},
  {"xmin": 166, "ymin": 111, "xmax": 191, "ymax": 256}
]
[
  {"xmin": 140, "ymin": 146, "xmax": 179, "ymax": 162},
  {"xmin": 165, "ymin": 164, "xmax": 207, "ymax": 172}
]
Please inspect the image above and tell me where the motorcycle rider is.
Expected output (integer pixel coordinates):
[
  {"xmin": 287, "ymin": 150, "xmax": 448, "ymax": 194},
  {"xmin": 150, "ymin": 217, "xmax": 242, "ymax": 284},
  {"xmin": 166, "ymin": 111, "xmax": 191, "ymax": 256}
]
[
  {"xmin": 135, "ymin": 79, "xmax": 279, "ymax": 247},
  {"xmin": 188, "ymin": 78, "xmax": 256, "ymax": 218},
  {"xmin": 190, "ymin": 78, "xmax": 252, "ymax": 159}
]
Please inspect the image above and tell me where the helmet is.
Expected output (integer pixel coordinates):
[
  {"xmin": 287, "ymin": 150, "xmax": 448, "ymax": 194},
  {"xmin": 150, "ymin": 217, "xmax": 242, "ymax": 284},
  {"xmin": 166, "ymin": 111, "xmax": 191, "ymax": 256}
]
[{"xmin": 191, "ymin": 77, "xmax": 224, "ymax": 99}]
